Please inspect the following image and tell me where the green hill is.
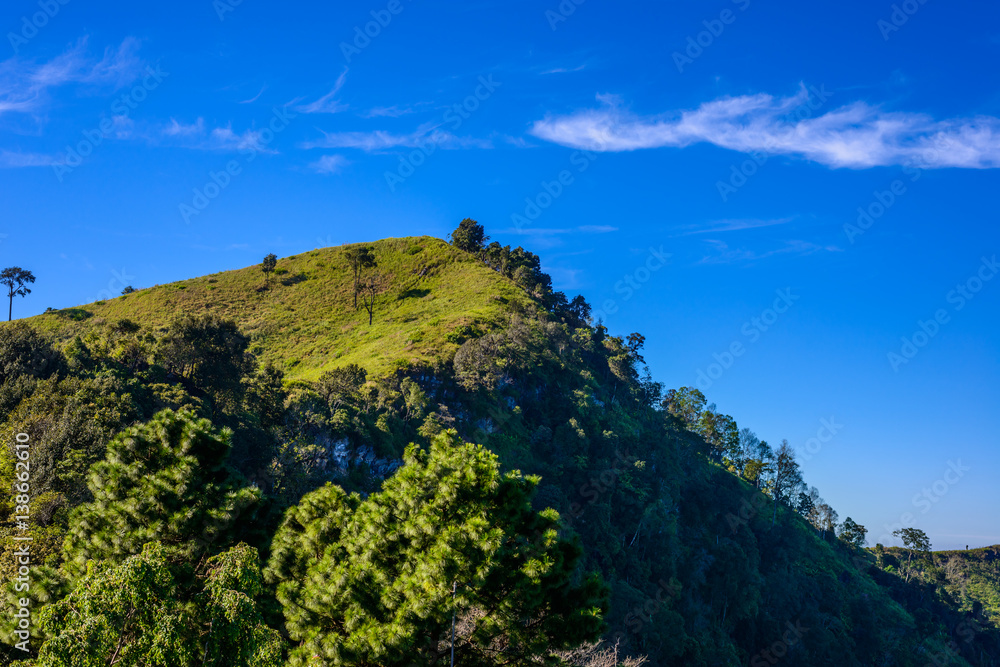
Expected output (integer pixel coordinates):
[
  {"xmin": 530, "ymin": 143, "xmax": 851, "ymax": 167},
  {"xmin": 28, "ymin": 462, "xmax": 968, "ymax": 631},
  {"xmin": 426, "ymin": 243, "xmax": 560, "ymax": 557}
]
[
  {"xmin": 3, "ymin": 230, "xmax": 1000, "ymax": 666},
  {"xmin": 28, "ymin": 236, "xmax": 531, "ymax": 380}
]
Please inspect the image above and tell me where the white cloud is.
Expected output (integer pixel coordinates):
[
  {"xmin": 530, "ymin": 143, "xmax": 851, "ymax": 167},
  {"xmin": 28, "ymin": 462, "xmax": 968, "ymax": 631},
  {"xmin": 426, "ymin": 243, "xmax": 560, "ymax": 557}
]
[
  {"xmin": 297, "ymin": 69, "xmax": 348, "ymax": 114},
  {"xmin": 209, "ymin": 126, "xmax": 272, "ymax": 151},
  {"xmin": 699, "ymin": 239, "xmax": 838, "ymax": 264},
  {"xmin": 0, "ymin": 150, "xmax": 56, "ymax": 167},
  {"xmin": 531, "ymin": 86, "xmax": 1000, "ymax": 169},
  {"xmin": 497, "ymin": 224, "xmax": 618, "ymax": 235},
  {"xmin": 156, "ymin": 118, "xmax": 274, "ymax": 152},
  {"xmin": 360, "ymin": 105, "xmax": 418, "ymax": 118},
  {"xmin": 0, "ymin": 37, "xmax": 145, "ymax": 116},
  {"xmin": 302, "ymin": 122, "xmax": 490, "ymax": 151},
  {"xmin": 163, "ymin": 118, "xmax": 206, "ymax": 137},
  {"xmin": 677, "ymin": 217, "xmax": 796, "ymax": 236},
  {"xmin": 309, "ymin": 154, "xmax": 350, "ymax": 174},
  {"xmin": 239, "ymin": 85, "xmax": 266, "ymax": 104}
]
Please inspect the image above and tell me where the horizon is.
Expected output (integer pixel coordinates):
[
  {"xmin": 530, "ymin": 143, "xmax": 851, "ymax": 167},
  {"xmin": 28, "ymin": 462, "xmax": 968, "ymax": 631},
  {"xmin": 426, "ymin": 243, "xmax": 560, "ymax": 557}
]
[{"xmin": 2, "ymin": 0, "xmax": 999, "ymax": 552}]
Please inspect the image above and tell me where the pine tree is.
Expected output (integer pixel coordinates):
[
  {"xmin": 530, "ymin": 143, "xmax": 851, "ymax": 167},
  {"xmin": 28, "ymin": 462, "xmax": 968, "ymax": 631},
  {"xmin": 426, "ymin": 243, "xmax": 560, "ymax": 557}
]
[
  {"xmin": 62, "ymin": 409, "xmax": 262, "ymax": 578},
  {"xmin": 266, "ymin": 429, "xmax": 607, "ymax": 666}
]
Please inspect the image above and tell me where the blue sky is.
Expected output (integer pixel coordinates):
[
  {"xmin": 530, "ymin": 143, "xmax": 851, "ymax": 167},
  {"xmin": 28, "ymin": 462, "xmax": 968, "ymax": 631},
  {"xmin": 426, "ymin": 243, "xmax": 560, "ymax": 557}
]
[{"xmin": 2, "ymin": 0, "xmax": 998, "ymax": 550}]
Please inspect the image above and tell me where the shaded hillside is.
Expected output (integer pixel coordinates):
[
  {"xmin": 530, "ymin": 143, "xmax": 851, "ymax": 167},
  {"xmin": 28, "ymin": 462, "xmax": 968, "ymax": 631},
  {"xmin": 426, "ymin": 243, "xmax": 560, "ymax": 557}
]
[
  {"xmin": 883, "ymin": 546, "xmax": 1000, "ymax": 624},
  {"xmin": 28, "ymin": 236, "xmax": 532, "ymax": 380}
]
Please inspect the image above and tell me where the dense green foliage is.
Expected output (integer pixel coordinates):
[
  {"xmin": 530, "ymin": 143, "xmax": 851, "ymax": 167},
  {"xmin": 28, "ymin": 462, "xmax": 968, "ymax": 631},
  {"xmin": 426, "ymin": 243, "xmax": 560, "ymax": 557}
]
[
  {"xmin": 34, "ymin": 542, "xmax": 283, "ymax": 666},
  {"xmin": 266, "ymin": 430, "xmax": 605, "ymax": 665},
  {"xmin": 61, "ymin": 409, "xmax": 263, "ymax": 577},
  {"xmin": 0, "ymin": 228, "xmax": 997, "ymax": 665}
]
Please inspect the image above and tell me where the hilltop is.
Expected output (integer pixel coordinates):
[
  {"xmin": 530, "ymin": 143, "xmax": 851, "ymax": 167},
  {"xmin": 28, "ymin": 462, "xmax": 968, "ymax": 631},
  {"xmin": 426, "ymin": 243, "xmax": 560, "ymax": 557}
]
[{"xmin": 26, "ymin": 236, "xmax": 532, "ymax": 380}]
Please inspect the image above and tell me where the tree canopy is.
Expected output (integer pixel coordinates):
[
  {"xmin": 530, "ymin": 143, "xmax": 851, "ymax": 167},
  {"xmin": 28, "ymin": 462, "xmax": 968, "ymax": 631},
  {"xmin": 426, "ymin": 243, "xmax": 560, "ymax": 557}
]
[{"xmin": 266, "ymin": 429, "xmax": 607, "ymax": 666}]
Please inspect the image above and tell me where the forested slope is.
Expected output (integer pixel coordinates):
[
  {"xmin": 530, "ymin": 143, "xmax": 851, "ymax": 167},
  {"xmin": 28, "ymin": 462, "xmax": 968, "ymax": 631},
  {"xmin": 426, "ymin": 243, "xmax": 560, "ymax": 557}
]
[{"xmin": 1, "ymin": 222, "xmax": 997, "ymax": 665}]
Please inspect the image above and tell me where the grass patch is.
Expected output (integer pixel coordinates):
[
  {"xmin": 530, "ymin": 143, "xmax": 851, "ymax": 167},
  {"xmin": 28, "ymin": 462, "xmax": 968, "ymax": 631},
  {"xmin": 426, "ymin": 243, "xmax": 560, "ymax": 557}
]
[{"xmin": 26, "ymin": 236, "xmax": 532, "ymax": 380}]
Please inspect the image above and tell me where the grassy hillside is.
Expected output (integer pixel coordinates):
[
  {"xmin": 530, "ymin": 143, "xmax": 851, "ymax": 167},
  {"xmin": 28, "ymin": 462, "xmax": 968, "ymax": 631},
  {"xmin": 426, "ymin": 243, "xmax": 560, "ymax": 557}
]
[{"xmin": 27, "ymin": 236, "xmax": 531, "ymax": 380}]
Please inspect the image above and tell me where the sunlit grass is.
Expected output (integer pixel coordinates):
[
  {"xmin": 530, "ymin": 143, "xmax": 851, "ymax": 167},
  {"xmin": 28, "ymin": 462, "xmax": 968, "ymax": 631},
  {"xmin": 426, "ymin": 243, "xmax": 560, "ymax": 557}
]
[{"xmin": 29, "ymin": 236, "xmax": 531, "ymax": 380}]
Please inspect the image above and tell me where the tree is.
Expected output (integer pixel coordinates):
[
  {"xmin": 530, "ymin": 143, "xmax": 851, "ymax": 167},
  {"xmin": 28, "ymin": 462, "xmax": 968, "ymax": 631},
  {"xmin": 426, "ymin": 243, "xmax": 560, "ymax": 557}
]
[
  {"xmin": 158, "ymin": 315, "xmax": 254, "ymax": 409},
  {"xmin": 344, "ymin": 246, "xmax": 377, "ymax": 307},
  {"xmin": 316, "ymin": 363, "xmax": 367, "ymax": 411},
  {"xmin": 266, "ymin": 430, "xmax": 607, "ymax": 666},
  {"xmin": 61, "ymin": 409, "xmax": 262, "ymax": 579},
  {"xmin": 815, "ymin": 502, "xmax": 839, "ymax": 540},
  {"xmin": 696, "ymin": 407, "xmax": 739, "ymax": 464},
  {"xmin": 769, "ymin": 439, "xmax": 802, "ymax": 527},
  {"xmin": 357, "ymin": 271, "xmax": 387, "ymax": 326},
  {"xmin": 1, "ymin": 266, "xmax": 35, "ymax": 321},
  {"xmin": 449, "ymin": 218, "xmax": 489, "ymax": 255},
  {"xmin": 661, "ymin": 387, "xmax": 706, "ymax": 430},
  {"xmin": 565, "ymin": 295, "xmax": 592, "ymax": 328},
  {"xmin": 839, "ymin": 517, "xmax": 868, "ymax": 548},
  {"xmin": 34, "ymin": 541, "xmax": 284, "ymax": 667},
  {"xmin": 261, "ymin": 253, "xmax": 277, "ymax": 286},
  {"xmin": 121, "ymin": 285, "xmax": 136, "ymax": 294},
  {"xmin": 796, "ymin": 491, "xmax": 815, "ymax": 518},
  {"xmin": 893, "ymin": 527, "xmax": 931, "ymax": 581},
  {"xmin": 0, "ymin": 322, "xmax": 64, "ymax": 386}
]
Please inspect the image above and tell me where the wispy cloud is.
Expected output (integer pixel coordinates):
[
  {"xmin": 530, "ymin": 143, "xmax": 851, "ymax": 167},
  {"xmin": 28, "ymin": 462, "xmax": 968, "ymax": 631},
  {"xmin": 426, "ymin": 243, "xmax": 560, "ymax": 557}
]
[
  {"xmin": 497, "ymin": 224, "xmax": 618, "ymax": 235},
  {"xmin": 0, "ymin": 37, "xmax": 145, "ymax": 115},
  {"xmin": 301, "ymin": 122, "xmax": 490, "ymax": 151},
  {"xmin": 239, "ymin": 85, "xmax": 266, "ymax": 104},
  {"xmin": 209, "ymin": 126, "xmax": 274, "ymax": 151},
  {"xmin": 163, "ymin": 118, "xmax": 205, "ymax": 137},
  {"xmin": 0, "ymin": 150, "xmax": 57, "ymax": 167},
  {"xmin": 360, "ymin": 105, "xmax": 419, "ymax": 118},
  {"xmin": 677, "ymin": 217, "xmax": 796, "ymax": 236},
  {"xmin": 156, "ymin": 118, "xmax": 274, "ymax": 152},
  {"xmin": 296, "ymin": 69, "xmax": 348, "ymax": 114},
  {"xmin": 540, "ymin": 63, "xmax": 588, "ymax": 75},
  {"xmin": 531, "ymin": 86, "xmax": 1000, "ymax": 169},
  {"xmin": 309, "ymin": 154, "xmax": 350, "ymax": 174},
  {"xmin": 699, "ymin": 239, "xmax": 839, "ymax": 264}
]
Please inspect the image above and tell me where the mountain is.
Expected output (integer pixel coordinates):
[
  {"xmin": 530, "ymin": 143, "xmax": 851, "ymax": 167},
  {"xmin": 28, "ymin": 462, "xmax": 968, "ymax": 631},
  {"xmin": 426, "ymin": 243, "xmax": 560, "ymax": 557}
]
[{"xmin": 4, "ymin": 232, "xmax": 1000, "ymax": 666}]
